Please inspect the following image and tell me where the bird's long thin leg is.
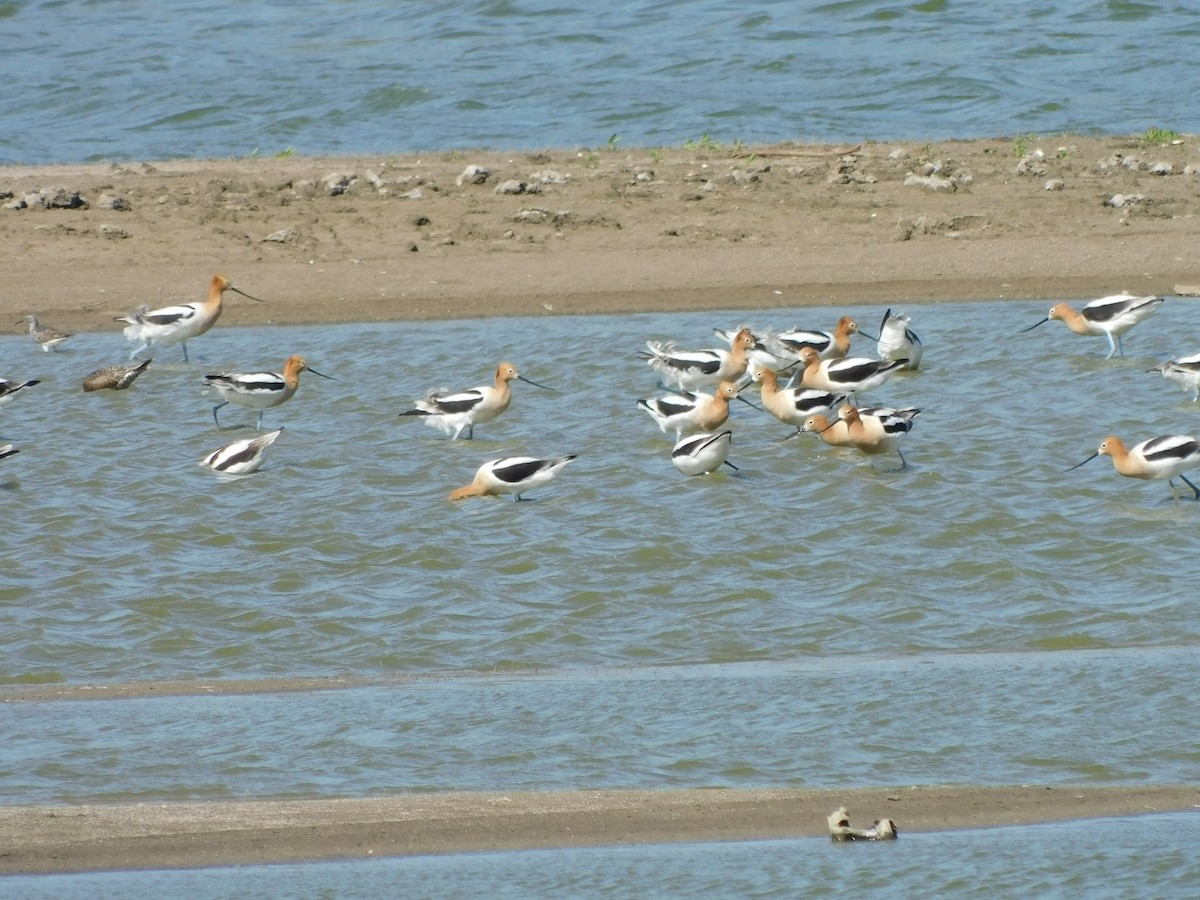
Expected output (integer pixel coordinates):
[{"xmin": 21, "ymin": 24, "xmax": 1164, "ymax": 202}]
[{"xmin": 1180, "ymin": 474, "xmax": 1200, "ymax": 500}]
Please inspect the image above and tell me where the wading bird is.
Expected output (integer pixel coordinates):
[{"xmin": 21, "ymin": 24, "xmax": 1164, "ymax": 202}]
[
  {"xmin": 117, "ymin": 274, "xmax": 263, "ymax": 362},
  {"xmin": 24, "ymin": 314, "xmax": 73, "ymax": 352},
  {"xmin": 205, "ymin": 355, "xmax": 332, "ymax": 429},
  {"xmin": 202, "ymin": 428, "xmax": 284, "ymax": 475},
  {"xmin": 1069, "ymin": 433, "xmax": 1200, "ymax": 502},
  {"xmin": 83, "ymin": 359, "xmax": 151, "ymax": 392},
  {"xmin": 1020, "ymin": 294, "xmax": 1163, "ymax": 359},
  {"xmin": 670, "ymin": 430, "xmax": 738, "ymax": 476},
  {"xmin": 450, "ymin": 455, "xmax": 576, "ymax": 501},
  {"xmin": 398, "ymin": 362, "xmax": 549, "ymax": 440}
]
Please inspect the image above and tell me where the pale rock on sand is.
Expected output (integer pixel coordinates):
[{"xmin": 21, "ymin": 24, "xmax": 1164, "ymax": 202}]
[{"xmin": 827, "ymin": 805, "xmax": 899, "ymax": 841}]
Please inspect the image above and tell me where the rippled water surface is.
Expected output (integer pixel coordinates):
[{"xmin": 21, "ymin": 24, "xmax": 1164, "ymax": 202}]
[
  {"xmin": 6, "ymin": 301, "xmax": 1200, "ymax": 685},
  {"xmin": 3, "ymin": 0, "xmax": 1199, "ymax": 164},
  {"xmin": 4, "ymin": 300, "xmax": 1200, "ymax": 885}
]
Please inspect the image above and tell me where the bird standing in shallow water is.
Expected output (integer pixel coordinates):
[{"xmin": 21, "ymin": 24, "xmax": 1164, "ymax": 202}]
[
  {"xmin": 877, "ymin": 308, "xmax": 922, "ymax": 370},
  {"xmin": 773, "ymin": 315, "xmax": 866, "ymax": 362},
  {"xmin": 671, "ymin": 430, "xmax": 738, "ymax": 476},
  {"xmin": 398, "ymin": 362, "xmax": 549, "ymax": 440},
  {"xmin": 205, "ymin": 355, "xmax": 332, "ymax": 429},
  {"xmin": 754, "ymin": 368, "xmax": 846, "ymax": 431},
  {"xmin": 839, "ymin": 404, "xmax": 921, "ymax": 470},
  {"xmin": 1069, "ymin": 433, "xmax": 1200, "ymax": 502},
  {"xmin": 450, "ymin": 455, "xmax": 576, "ymax": 501},
  {"xmin": 83, "ymin": 359, "xmax": 151, "ymax": 392},
  {"xmin": 641, "ymin": 327, "xmax": 757, "ymax": 391},
  {"xmin": 117, "ymin": 274, "xmax": 263, "ymax": 362},
  {"xmin": 796, "ymin": 347, "xmax": 906, "ymax": 399},
  {"xmin": 24, "ymin": 314, "xmax": 73, "ymax": 352},
  {"xmin": 1020, "ymin": 293, "xmax": 1163, "ymax": 359},
  {"xmin": 638, "ymin": 381, "xmax": 744, "ymax": 439},
  {"xmin": 798, "ymin": 413, "xmax": 854, "ymax": 448},
  {"xmin": 202, "ymin": 428, "xmax": 284, "ymax": 475}
]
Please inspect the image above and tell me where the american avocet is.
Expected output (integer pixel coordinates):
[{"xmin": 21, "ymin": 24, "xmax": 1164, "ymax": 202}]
[
  {"xmin": 117, "ymin": 274, "xmax": 263, "ymax": 362},
  {"xmin": 1149, "ymin": 352, "xmax": 1200, "ymax": 401},
  {"xmin": 799, "ymin": 413, "xmax": 854, "ymax": 447},
  {"xmin": 642, "ymin": 327, "xmax": 757, "ymax": 390},
  {"xmin": 637, "ymin": 381, "xmax": 743, "ymax": 439},
  {"xmin": 204, "ymin": 355, "xmax": 332, "ymax": 429},
  {"xmin": 754, "ymin": 368, "xmax": 847, "ymax": 429},
  {"xmin": 877, "ymin": 308, "xmax": 922, "ymax": 370},
  {"xmin": 23, "ymin": 314, "xmax": 73, "ymax": 352},
  {"xmin": 796, "ymin": 347, "xmax": 906, "ymax": 398},
  {"xmin": 713, "ymin": 326, "xmax": 790, "ymax": 377},
  {"xmin": 0, "ymin": 377, "xmax": 40, "ymax": 408},
  {"xmin": 450, "ymin": 455, "xmax": 576, "ymax": 501},
  {"xmin": 398, "ymin": 362, "xmax": 549, "ymax": 440},
  {"xmin": 775, "ymin": 316, "xmax": 867, "ymax": 361},
  {"xmin": 82, "ymin": 359, "xmax": 152, "ymax": 392},
  {"xmin": 827, "ymin": 806, "xmax": 898, "ymax": 842},
  {"xmin": 1069, "ymin": 434, "xmax": 1200, "ymax": 501},
  {"xmin": 1020, "ymin": 293, "xmax": 1163, "ymax": 359},
  {"xmin": 671, "ymin": 430, "xmax": 738, "ymax": 476},
  {"xmin": 0, "ymin": 443, "xmax": 17, "ymax": 461},
  {"xmin": 202, "ymin": 428, "xmax": 284, "ymax": 475},
  {"xmin": 839, "ymin": 404, "xmax": 921, "ymax": 469}
]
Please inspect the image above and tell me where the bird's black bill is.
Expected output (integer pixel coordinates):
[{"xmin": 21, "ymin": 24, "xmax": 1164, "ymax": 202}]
[
  {"xmin": 1066, "ymin": 452, "xmax": 1098, "ymax": 472},
  {"xmin": 518, "ymin": 375, "xmax": 553, "ymax": 390},
  {"xmin": 1018, "ymin": 317, "xmax": 1050, "ymax": 334},
  {"xmin": 736, "ymin": 394, "xmax": 763, "ymax": 411}
]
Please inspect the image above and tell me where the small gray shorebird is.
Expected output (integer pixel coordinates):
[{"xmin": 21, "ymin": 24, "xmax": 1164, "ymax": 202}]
[{"xmin": 23, "ymin": 314, "xmax": 73, "ymax": 352}]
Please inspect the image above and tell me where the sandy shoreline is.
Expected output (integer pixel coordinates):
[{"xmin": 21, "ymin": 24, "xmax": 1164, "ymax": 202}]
[
  {"xmin": 3, "ymin": 134, "xmax": 1199, "ymax": 336},
  {"xmin": 2, "ymin": 786, "xmax": 1197, "ymax": 875},
  {"xmin": 4, "ymin": 135, "xmax": 1199, "ymax": 875}
]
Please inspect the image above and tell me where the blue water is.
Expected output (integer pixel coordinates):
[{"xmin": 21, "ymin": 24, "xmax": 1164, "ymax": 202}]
[
  {"xmin": 1, "ymin": 0, "xmax": 1198, "ymax": 165},
  {"xmin": 4, "ymin": 301, "xmax": 1200, "ymax": 823}
]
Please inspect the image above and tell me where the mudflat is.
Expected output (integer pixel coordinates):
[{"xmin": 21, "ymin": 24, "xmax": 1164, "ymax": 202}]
[
  {"xmin": 2, "ymin": 785, "xmax": 1197, "ymax": 875},
  {"xmin": 2, "ymin": 135, "xmax": 1198, "ymax": 337}
]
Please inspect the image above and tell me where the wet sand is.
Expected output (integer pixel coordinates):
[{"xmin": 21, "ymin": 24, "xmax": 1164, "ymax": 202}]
[
  {"xmin": 3, "ymin": 135, "xmax": 1199, "ymax": 874},
  {"xmin": 2, "ymin": 785, "xmax": 1197, "ymax": 875},
  {"xmin": 2, "ymin": 135, "xmax": 1198, "ymax": 335}
]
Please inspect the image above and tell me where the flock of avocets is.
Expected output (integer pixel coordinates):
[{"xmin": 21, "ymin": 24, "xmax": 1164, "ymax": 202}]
[{"xmin": 4, "ymin": 278, "xmax": 1200, "ymax": 502}]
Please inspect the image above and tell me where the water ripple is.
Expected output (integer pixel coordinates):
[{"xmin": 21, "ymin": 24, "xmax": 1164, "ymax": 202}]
[
  {"xmin": 3, "ymin": 2, "xmax": 1200, "ymax": 163},
  {"xmin": 6, "ymin": 301, "xmax": 1200, "ymax": 685}
]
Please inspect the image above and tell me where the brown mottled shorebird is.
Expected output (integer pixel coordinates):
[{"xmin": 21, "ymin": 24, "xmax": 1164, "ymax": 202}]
[
  {"xmin": 24, "ymin": 314, "xmax": 73, "ymax": 352},
  {"xmin": 83, "ymin": 359, "xmax": 152, "ymax": 392}
]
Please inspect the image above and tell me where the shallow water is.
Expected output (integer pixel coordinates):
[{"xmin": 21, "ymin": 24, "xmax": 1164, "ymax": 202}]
[
  {"xmin": 7, "ymin": 814, "xmax": 1200, "ymax": 898},
  {"xmin": 4, "ymin": 300, "xmax": 1200, "ymax": 808},
  {"xmin": 3, "ymin": 1, "xmax": 1199, "ymax": 164}
]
